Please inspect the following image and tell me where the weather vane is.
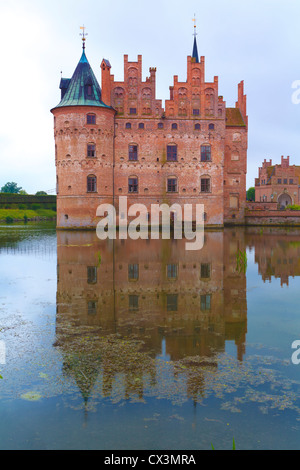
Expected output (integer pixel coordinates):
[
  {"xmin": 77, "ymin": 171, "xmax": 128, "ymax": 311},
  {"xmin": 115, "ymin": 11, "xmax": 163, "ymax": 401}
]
[
  {"xmin": 80, "ymin": 25, "xmax": 88, "ymax": 49},
  {"xmin": 192, "ymin": 14, "xmax": 197, "ymax": 37}
]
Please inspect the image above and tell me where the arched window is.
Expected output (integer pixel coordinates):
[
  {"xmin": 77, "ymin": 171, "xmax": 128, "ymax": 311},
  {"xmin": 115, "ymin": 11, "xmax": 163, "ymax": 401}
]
[
  {"xmin": 195, "ymin": 123, "xmax": 201, "ymax": 130},
  {"xmin": 87, "ymin": 113, "xmax": 96, "ymax": 125},
  {"xmin": 158, "ymin": 122, "xmax": 164, "ymax": 129},
  {"xmin": 87, "ymin": 143, "xmax": 96, "ymax": 158},
  {"xmin": 200, "ymin": 176, "xmax": 211, "ymax": 193},
  {"xmin": 208, "ymin": 123, "xmax": 215, "ymax": 130},
  {"xmin": 87, "ymin": 175, "xmax": 97, "ymax": 193},
  {"xmin": 125, "ymin": 122, "xmax": 131, "ymax": 129},
  {"xmin": 138, "ymin": 123, "xmax": 144, "ymax": 129},
  {"xmin": 171, "ymin": 123, "xmax": 178, "ymax": 130},
  {"xmin": 201, "ymin": 145, "xmax": 211, "ymax": 162},
  {"xmin": 128, "ymin": 176, "xmax": 138, "ymax": 193}
]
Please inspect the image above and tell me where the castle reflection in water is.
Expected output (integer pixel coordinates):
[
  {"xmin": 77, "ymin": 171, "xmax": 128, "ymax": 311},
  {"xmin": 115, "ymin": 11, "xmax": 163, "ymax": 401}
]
[{"xmin": 54, "ymin": 227, "xmax": 300, "ymax": 403}]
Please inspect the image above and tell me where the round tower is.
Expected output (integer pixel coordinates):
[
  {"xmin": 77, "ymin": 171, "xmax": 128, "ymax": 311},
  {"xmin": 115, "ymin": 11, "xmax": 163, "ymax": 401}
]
[{"xmin": 50, "ymin": 37, "xmax": 115, "ymax": 228}]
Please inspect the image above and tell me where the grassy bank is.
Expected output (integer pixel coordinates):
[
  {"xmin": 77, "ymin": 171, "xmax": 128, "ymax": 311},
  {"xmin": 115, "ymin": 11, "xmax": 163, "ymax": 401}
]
[{"xmin": 0, "ymin": 208, "xmax": 56, "ymax": 222}]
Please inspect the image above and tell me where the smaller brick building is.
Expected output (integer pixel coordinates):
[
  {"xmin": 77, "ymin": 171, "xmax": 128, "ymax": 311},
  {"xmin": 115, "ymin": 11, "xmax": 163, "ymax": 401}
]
[{"xmin": 255, "ymin": 156, "xmax": 300, "ymax": 208}]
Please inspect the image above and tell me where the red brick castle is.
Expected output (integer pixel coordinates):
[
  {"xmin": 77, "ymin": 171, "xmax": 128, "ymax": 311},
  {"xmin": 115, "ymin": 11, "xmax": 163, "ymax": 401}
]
[{"xmin": 51, "ymin": 28, "xmax": 248, "ymax": 228}]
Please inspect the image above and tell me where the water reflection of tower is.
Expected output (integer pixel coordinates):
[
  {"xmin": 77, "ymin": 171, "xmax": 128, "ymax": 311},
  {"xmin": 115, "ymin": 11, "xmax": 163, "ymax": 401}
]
[
  {"xmin": 223, "ymin": 228, "xmax": 247, "ymax": 361},
  {"xmin": 55, "ymin": 230, "xmax": 247, "ymax": 403}
]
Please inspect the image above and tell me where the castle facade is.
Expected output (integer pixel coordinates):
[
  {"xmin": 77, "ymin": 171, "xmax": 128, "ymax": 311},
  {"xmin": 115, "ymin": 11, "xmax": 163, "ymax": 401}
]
[{"xmin": 51, "ymin": 35, "xmax": 248, "ymax": 228}]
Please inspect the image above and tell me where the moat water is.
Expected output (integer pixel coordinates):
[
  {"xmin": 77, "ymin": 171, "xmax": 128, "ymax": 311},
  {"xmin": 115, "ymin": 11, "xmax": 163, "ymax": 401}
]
[{"xmin": 0, "ymin": 221, "xmax": 300, "ymax": 450}]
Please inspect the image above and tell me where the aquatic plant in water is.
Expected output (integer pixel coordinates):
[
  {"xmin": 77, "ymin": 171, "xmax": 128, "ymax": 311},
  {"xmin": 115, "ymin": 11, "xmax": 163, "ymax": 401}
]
[{"xmin": 236, "ymin": 249, "xmax": 247, "ymax": 273}]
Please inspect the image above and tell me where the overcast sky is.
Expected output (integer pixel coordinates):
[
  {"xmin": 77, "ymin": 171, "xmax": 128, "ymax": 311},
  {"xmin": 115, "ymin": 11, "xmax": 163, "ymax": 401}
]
[{"xmin": 0, "ymin": 0, "xmax": 300, "ymax": 193}]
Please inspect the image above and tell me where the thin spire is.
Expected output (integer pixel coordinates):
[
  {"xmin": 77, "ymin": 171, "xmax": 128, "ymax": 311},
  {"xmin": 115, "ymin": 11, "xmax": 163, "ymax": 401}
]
[
  {"xmin": 192, "ymin": 14, "xmax": 197, "ymax": 39},
  {"xmin": 80, "ymin": 25, "xmax": 88, "ymax": 50},
  {"xmin": 192, "ymin": 14, "xmax": 199, "ymax": 63}
]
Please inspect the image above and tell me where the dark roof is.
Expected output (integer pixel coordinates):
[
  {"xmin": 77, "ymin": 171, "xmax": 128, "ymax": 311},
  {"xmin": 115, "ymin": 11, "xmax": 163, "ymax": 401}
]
[
  {"xmin": 52, "ymin": 49, "xmax": 111, "ymax": 110},
  {"xmin": 192, "ymin": 36, "xmax": 199, "ymax": 63},
  {"xmin": 226, "ymin": 108, "xmax": 246, "ymax": 127}
]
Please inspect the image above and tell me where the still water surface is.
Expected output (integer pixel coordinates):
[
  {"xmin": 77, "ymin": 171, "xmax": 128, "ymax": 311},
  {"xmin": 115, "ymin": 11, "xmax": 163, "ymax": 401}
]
[{"xmin": 0, "ymin": 222, "xmax": 299, "ymax": 450}]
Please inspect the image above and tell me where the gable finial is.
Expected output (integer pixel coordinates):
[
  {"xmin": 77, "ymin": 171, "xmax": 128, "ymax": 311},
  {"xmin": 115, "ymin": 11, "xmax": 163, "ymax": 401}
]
[
  {"xmin": 80, "ymin": 25, "xmax": 88, "ymax": 49},
  {"xmin": 192, "ymin": 14, "xmax": 197, "ymax": 38}
]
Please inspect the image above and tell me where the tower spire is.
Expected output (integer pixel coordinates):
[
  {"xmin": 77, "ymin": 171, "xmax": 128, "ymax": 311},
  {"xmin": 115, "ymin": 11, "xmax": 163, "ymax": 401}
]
[{"xmin": 192, "ymin": 14, "xmax": 199, "ymax": 63}]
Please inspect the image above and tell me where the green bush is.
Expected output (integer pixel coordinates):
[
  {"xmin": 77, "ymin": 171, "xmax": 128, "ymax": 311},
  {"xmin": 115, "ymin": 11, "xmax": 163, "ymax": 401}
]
[
  {"xmin": 286, "ymin": 204, "xmax": 300, "ymax": 211},
  {"xmin": 18, "ymin": 204, "xmax": 26, "ymax": 210},
  {"xmin": 5, "ymin": 216, "xmax": 14, "ymax": 223}
]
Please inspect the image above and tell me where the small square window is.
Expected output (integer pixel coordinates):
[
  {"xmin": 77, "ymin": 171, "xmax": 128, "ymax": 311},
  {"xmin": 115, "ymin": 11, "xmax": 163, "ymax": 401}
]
[
  {"xmin": 87, "ymin": 114, "xmax": 96, "ymax": 125},
  {"xmin": 129, "ymin": 108, "xmax": 137, "ymax": 115},
  {"xmin": 289, "ymin": 179, "xmax": 293, "ymax": 184},
  {"xmin": 138, "ymin": 123, "xmax": 144, "ymax": 129},
  {"xmin": 167, "ymin": 178, "xmax": 177, "ymax": 192},
  {"xmin": 283, "ymin": 178, "xmax": 288, "ymax": 184},
  {"xmin": 277, "ymin": 179, "xmax": 282, "ymax": 184},
  {"xmin": 193, "ymin": 109, "xmax": 200, "ymax": 115},
  {"xmin": 158, "ymin": 122, "xmax": 164, "ymax": 129},
  {"xmin": 128, "ymin": 177, "xmax": 138, "ymax": 193}
]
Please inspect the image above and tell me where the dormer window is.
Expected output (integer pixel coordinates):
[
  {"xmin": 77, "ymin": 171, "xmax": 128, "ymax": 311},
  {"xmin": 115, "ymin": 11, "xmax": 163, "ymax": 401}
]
[{"xmin": 87, "ymin": 85, "xmax": 92, "ymax": 96}]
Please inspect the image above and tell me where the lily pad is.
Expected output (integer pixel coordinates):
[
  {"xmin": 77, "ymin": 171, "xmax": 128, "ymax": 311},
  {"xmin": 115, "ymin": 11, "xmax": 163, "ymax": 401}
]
[{"xmin": 21, "ymin": 391, "xmax": 42, "ymax": 401}]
